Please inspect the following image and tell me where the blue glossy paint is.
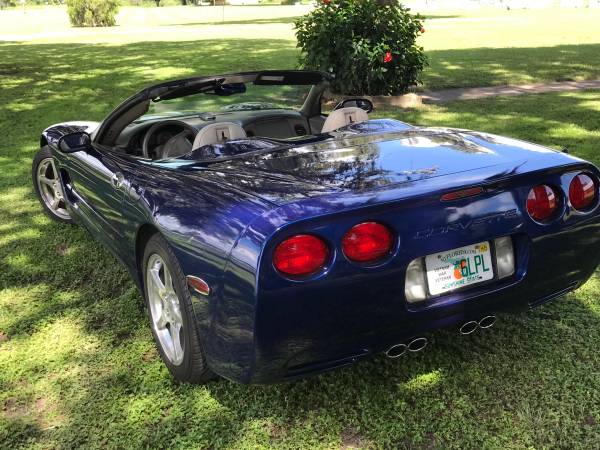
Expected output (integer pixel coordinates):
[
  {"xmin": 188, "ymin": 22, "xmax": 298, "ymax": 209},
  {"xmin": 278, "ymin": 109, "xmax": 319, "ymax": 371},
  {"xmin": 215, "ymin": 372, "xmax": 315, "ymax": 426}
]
[{"xmin": 42, "ymin": 118, "xmax": 600, "ymax": 384}]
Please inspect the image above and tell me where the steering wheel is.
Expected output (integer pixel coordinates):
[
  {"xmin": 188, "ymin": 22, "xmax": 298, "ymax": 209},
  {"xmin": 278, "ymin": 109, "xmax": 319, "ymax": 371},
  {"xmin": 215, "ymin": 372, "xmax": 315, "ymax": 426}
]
[{"xmin": 142, "ymin": 121, "xmax": 196, "ymax": 159}]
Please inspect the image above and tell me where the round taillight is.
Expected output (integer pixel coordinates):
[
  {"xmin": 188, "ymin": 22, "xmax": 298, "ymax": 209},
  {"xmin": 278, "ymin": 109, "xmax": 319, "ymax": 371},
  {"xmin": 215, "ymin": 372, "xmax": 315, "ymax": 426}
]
[
  {"xmin": 273, "ymin": 234, "xmax": 328, "ymax": 276},
  {"xmin": 342, "ymin": 222, "xmax": 394, "ymax": 263},
  {"xmin": 526, "ymin": 184, "xmax": 559, "ymax": 222},
  {"xmin": 569, "ymin": 173, "xmax": 597, "ymax": 211}
]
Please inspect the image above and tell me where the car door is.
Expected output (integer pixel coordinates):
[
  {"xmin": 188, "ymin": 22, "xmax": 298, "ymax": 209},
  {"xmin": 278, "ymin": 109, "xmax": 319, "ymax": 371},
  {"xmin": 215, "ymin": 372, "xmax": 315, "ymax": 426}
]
[{"xmin": 55, "ymin": 144, "xmax": 138, "ymax": 262}]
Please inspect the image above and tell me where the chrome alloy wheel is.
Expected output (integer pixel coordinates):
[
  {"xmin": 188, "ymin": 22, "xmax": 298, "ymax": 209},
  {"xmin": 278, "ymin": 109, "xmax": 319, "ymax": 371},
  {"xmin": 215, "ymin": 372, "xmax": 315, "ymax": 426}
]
[
  {"xmin": 146, "ymin": 253, "xmax": 185, "ymax": 365},
  {"xmin": 36, "ymin": 158, "xmax": 70, "ymax": 220}
]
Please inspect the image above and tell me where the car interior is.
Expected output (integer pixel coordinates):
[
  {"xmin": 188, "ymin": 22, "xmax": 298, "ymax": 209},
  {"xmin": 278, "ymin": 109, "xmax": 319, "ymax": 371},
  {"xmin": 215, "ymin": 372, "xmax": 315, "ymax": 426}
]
[
  {"xmin": 115, "ymin": 104, "xmax": 371, "ymax": 160},
  {"xmin": 100, "ymin": 71, "xmax": 375, "ymax": 161}
]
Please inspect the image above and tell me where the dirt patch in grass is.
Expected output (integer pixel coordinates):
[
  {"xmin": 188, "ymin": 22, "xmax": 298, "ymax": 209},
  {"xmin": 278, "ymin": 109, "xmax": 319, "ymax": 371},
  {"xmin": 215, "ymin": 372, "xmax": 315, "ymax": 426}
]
[
  {"xmin": 55, "ymin": 243, "xmax": 70, "ymax": 256},
  {"xmin": 583, "ymin": 415, "xmax": 598, "ymax": 427},
  {"xmin": 341, "ymin": 427, "xmax": 368, "ymax": 449},
  {"xmin": 142, "ymin": 347, "xmax": 157, "ymax": 362},
  {"xmin": 3, "ymin": 397, "xmax": 28, "ymax": 419}
]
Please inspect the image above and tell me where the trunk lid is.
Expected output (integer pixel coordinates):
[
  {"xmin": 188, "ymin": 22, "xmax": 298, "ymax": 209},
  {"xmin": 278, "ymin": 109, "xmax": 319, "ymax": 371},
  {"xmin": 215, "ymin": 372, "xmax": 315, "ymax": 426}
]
[{"xmin": 185, "ymin": 128, "xmax": 575, "ymax": 205}]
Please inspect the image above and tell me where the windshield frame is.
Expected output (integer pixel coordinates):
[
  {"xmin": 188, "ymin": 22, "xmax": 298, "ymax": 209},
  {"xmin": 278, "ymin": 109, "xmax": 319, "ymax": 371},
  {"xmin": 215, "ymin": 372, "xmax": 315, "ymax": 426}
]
[{"xmin": 94, "ymin": 70, "xmax": 332, "ymax": 146}]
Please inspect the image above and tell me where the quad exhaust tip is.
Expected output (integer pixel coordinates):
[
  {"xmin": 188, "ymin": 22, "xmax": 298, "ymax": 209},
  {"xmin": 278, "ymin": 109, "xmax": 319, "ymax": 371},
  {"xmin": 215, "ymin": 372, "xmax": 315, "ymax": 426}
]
[
  {"xmin": 478, "ymin": 315, "xmax": 496, "ymax": 329},
  {"xmin": 385, "ymin": 337, "xmax": 428, "ymax": 358},
  {"xmin": 407, "ymin": 337, "xmax": 428, "ymax": 352},
  {"xmin": 384, "ymin": 315, "xmax": 498, "ymax": 358},
  {"xmin": 459, "ymin": 320, "xmax": 479, "ymax": 335},
  {"xmin": 385, "ymin": 343, "xmax": 407, "ymax": 358},
  {"xmin": 460, "ymin": 315, "xmax": 497, "ymax": 334}
]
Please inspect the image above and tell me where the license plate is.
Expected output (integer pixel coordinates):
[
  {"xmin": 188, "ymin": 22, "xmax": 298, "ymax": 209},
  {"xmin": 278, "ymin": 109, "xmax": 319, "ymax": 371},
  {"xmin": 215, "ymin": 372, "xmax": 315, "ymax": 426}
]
[{"xmin": 425, "ymin": 241, "xmax": 494, "ymax": 296}]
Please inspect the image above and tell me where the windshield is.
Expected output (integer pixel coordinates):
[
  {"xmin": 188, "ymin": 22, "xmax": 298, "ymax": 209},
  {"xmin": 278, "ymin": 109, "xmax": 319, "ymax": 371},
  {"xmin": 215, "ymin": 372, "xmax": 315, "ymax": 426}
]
[{"xmin": 141, "ymin": 83, "xmax": 311, "ymax": 120}]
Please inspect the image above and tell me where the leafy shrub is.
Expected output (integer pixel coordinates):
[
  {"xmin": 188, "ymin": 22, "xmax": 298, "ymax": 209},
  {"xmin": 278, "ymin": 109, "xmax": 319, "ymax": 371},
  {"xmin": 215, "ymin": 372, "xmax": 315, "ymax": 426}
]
[
  {"xmin": 67, "ymin": 0, "xmax": 120, "ymax": 27},
  {"xmin": 295, "ymin": 0, "xmax": 427, "ymax": 96}
]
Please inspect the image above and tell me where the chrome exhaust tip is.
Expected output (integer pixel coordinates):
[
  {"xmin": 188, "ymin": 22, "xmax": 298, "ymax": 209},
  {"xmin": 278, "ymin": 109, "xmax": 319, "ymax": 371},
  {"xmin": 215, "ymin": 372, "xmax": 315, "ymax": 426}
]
[
  {"xmin": 478, "ymin": 315, "xmax": 496, "ymax": 329},
  {"xmin": 407, "ymin": 337, "xmax": 428, "ymax": 352},
  {"xmin": 385, "ymin": 343, "xmax": 407, "ymax": 358},
  {"xmin": 459, "ymin": 320, "xmax": 479, "ymax": 335}
]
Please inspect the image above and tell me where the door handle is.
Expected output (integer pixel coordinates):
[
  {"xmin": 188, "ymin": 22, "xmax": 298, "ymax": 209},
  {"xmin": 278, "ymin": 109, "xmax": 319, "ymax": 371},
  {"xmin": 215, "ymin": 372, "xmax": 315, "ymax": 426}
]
[{"xmin": 111, "ymin": 172, "xmax": 124, "ymax": 189}]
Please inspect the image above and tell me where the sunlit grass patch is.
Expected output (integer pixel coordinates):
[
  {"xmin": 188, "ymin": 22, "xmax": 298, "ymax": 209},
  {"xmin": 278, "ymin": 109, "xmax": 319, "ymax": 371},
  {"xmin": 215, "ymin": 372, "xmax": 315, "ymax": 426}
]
[
  {"xmin": 1, "ymin": 317, "xmax": 99, "ymax": 373},
  {"xmin": 574, "ymin": 274, "xmax": 600, "ymax": 315},
  {"xmin": 0, "ymin": 284, "xmax": 79, "ymax": 334},
  {"xmin": 402, "ymin": 370, "xmax": 444, "ymax": 392}
]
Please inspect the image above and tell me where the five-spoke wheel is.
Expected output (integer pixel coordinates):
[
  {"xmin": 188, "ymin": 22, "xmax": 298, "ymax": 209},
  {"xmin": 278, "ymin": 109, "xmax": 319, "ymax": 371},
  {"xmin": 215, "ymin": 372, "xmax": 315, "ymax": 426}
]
[
  {"xmin": 32, "ymin": 146, "xmax": 72, "ymax": 223},
  {"xmin": 142, "ymin": 233, "xmax": 214, "ymax": 383},
  {"xmin": 146, "ymin": 253, "xmax": 185, "ymax": 365}
]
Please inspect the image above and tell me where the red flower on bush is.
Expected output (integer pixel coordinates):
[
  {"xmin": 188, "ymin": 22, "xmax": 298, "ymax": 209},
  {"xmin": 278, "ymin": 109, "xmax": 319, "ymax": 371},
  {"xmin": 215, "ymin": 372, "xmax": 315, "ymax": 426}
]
[
  {"xmin": 323, "ymin": 0, "xmax": 330, "ymax": 4},
  {"xmin": 420, "ymin": 26, "xmax": 425, "ymax": 33},
  {"xmin": 383, "ymin": 51, "xmax": 393, "ymax": 63}
]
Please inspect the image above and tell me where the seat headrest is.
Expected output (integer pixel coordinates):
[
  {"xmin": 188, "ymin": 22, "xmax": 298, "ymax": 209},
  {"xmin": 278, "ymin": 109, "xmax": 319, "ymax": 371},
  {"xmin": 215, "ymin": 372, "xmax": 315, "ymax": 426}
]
[
  {"xmin": 321, "ymin": 106, "xmax": 369, "ymax": 133},
  {"xmin": 193, "ymin": 122, "xmax": 247, "ymax": 149}
]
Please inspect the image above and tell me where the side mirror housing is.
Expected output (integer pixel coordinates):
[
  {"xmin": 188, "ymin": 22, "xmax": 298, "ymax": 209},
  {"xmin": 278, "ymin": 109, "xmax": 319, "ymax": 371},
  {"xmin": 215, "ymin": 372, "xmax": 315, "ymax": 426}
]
[
  {"xmin": 334, "ymin": 98, "xmax": 374, "ymax": 113},
  {"xmin": 58, "ymin": 132, "xmax": 92, "ymax": 153}
]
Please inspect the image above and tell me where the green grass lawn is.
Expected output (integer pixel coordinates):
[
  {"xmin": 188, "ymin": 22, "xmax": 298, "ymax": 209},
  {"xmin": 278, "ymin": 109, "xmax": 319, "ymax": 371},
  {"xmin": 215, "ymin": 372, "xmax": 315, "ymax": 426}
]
[
  {"xmin": 1, "ymin": 7, "xmax": 600, "ymax": 449},
  {"xmin": 2, "ymin": 6, "xmax": 600, "ymax": 89}
]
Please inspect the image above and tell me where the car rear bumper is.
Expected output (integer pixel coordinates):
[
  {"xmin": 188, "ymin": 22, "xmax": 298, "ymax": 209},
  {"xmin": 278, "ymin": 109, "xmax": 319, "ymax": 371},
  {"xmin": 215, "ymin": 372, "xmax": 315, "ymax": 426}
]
[
  {"xmin": 278, "ymin": 280, "xmax": 580, "ymax": 382},
  {"xmin": 240, "ymin": 220, "xmax": 600, "ymax": 383}
]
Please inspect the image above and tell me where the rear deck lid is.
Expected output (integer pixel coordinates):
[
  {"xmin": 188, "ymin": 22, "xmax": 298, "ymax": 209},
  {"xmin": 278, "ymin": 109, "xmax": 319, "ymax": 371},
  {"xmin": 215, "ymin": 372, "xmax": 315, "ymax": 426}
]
[{"xmin": 189, "ymin": 128, "xmax": 572, "ymax": 205}]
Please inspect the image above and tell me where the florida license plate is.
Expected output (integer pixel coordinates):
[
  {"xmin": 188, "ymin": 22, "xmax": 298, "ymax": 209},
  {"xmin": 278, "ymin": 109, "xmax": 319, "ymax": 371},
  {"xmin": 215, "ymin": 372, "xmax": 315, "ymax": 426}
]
[{"xmin": 425, "ymin": 241, "xmax": 494, "ymax": 296}]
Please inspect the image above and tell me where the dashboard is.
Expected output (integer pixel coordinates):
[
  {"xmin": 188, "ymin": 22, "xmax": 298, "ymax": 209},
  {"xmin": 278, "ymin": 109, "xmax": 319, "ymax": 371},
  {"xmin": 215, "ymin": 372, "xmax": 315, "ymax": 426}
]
[{"xmin": 115, "ymin": 109, "xmax": 323, "ymax": 160}]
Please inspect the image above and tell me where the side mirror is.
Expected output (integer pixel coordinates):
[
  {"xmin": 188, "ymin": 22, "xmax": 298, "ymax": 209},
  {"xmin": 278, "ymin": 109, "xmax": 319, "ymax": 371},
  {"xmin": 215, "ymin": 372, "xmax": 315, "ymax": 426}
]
[
  {"xmin": 334, "ymin": 98, "xmax": 374, "ymax": 113},
  {"xmin": 58, "ymin": 132, "xmax": 92, "ymax": 153}
]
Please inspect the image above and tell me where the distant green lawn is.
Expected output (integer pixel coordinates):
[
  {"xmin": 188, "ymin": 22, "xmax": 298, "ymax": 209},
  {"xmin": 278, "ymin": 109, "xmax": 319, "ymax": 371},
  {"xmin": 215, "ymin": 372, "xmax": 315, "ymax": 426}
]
[
  {"xmin": 1, "ymin": 6, "xmax": 600, "ymax": 89},
  {"xmin": 1, "ymin": 6, "xmax": 600, "ymax": 449}
]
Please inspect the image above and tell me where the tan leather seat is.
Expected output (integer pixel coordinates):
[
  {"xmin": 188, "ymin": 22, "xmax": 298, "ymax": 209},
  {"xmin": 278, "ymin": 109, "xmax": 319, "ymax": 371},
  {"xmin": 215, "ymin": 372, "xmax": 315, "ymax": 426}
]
[
  {"xmin": 193, "ymin": 122, "xmax": 247, "ymax": 149},
  {"xmin": 321, "ymin": 107, "xmax": 369, "ymax": 133}
]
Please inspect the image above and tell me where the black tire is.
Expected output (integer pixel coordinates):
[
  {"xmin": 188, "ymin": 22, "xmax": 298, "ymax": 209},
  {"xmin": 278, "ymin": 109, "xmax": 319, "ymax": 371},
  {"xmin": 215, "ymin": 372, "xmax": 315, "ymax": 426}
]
[
  {"xmin": 32, "ymin": 146, "xmax": 74, "ymax": 224},
  {"xmin": 142, "ymin": 233, "xmax": 215, "ymax": 383}
]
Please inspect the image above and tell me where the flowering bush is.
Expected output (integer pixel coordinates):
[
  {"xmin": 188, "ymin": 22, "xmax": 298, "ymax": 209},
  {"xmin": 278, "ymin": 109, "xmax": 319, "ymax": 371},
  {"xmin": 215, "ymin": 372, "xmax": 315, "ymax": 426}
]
[
  {"xmin": 295, "ymin": 0, "xmax": 427, "ymax": 96},
  {"xmin": 67, "ymin": 0, "xmax": 119, "ymax": 27}
]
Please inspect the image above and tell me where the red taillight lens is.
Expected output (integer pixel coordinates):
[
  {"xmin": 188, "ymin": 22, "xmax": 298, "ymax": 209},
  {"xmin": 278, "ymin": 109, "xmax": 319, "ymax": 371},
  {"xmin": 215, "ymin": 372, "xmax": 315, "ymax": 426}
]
[
  {"xmin": 342, "ymin": 222, "xmax": 394, "ymax": 262},
  {"xmin": 569, "ymin": 173, "xmax": 597, "ymax": 211},
  {"xmin": 273, "ymin": 234, "xmax": 328, "ymax": 276},
  {"xmin": 526, "ymin": 184, "xmax": 558, "ymax": 222}
]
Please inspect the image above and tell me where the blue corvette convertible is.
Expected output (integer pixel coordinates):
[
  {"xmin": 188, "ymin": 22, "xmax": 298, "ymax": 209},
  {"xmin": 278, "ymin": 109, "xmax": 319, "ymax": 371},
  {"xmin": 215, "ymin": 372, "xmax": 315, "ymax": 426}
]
[{"xmin": 33, "ymin": 70, "xmax": 600, "ymax": 384}]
